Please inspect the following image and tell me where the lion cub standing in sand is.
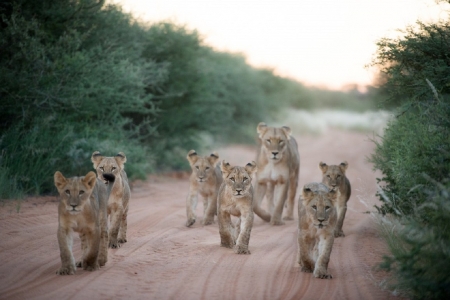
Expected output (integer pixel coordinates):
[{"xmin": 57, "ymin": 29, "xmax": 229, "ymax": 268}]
[
  {"xmin": 297, "ymin": 182, "xmax": 338, "ymax": 279},
  {"xmin": 185, "ymin": 150, "xmax": 223, "ymax": 227},
  {"xmin": 91, "ymin": 151, "xmax": 131, "ymax": 248},
  {"xmin": 253, "ymin": 122, "xmax": 300, "ymax": 225},
  {"xmin": 319, "ymin": 161, "xmax": 351, "ymax": 237},
  {"xmin": 54, "ymin": 171, "xmax": 113, "ymax": 275},
  {"xmin": 218, "ymin": 160, "xmax": 257, "ymax": 254}
]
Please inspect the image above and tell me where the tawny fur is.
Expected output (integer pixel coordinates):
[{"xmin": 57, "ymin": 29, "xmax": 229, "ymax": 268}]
[
  {"xmin": 297, "ymin": 182, "xmax": 338, "ymax": 279},
  {"xmin": 54, "ymin": 171, "xmax": 111, "ymax": 275},
  {"xmin": 319, "ymin": 161, "xmax": 351, "ymax": 237},
  {"xmin": 185, "ymin": 150, "xmax": 223, "ymax": 227},
  {"xmin": 253, "ymin": 122, "xmax": 300, "ymax": 225},
  {"xmin": 91, "ymin": 151, "xmax": 131, "ymax": 248},
  {"xmin": 218, "ymin": 160, "xmax": 257, "ymax": 254}
]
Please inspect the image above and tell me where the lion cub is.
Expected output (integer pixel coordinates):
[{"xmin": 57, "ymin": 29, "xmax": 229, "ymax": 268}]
[
  {"xmin": 218, "ymin": 160, "xmax": 257, "ymax": 254},
  {"xmin": 91, "ymin": 151, "xmax": 131, "ymax": 248},
  {"xmin": 319, "ymin": 161, "xmax": 351, "ymax": 237},
  {"xmin": 297, "ymin": 182, "xmax": 338, "ymax": 279},
  {"xmin": 185, "ymin": 150, "xmax": 223, "ymax": 227},
  {"xmin": 54, "ymin": 171, "xmax": 112, "ymax": 275}
]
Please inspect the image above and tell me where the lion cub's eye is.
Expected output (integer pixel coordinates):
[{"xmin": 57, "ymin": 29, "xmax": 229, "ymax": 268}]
[
  {"xmin": 230, "ymin": 177, "xmax": 235, "ymax": 182},
  {"xmin": 79, "ymin": 190, "xmax": 85, "ymax": 196},
  {"xmin": 327, "ymin": 175, "xmax": 331, "ymax": 178},
  {"xmin": 312, "ymin": 205, "xmax": 317, "ymax": 210},
  {"xmin": 65, "ymin": 190, "xmax": 70, "ymax": 195},
  {"xmin": 99, "ymin": 167, "xmax": 104, "ymax": 172},
  {"xmin": 325, "ymin": 206, "xmax": 330, "ymax": 210},
  {"xmin": 243, "ymin": 177, "xmax": 248, "ymax": 182},
  {"xmin": 336, "ymin": 175, "xmax": 341, "ymax": 178},
  {"xmin": 205, "ymin": 167, "xmax": 210, "ymax": 170},
  {"xmin": 111, "ymin": 167, "xmax": 116, "ymax": 171},
  {"xmin": 279, "ymin": 141, "xmax": 284, "ymax": 145},
  {"xmin": 195, "ymin": 166, "xmax": 199, "ymax": 170},
  {"xmin": 266, "ymin": 139, "xmax": 271, "ymax": 144}
]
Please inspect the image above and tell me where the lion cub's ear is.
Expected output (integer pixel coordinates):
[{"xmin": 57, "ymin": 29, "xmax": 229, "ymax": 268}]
[
  {"xmin": 339, "ymin": 161, "xmax": 348, "ymax": 173},
  {"xmin": 302, "ymin": 186, "xmax": 314, "ymax": 202},
  {"xmin": 244, "ymin": 161, "xmax": 257, "ymax": 176},
  {"xmin": 257, "ymin": 122, "xmax": 268, "ymax": 138},
  {"xmin": 281, "ymin": 126, "xmax": 292, "ymax": 140},
  {"xmin": 54, "ymin": 171, "xmax": 67, "ymax": 191},
  {"xmin": 220, "ymin": 160, "xmax": 233, "ymax": 177},
  {"xmin": 115, "ymin": 152, "xmax": 127, "ymax": 169},
  {"xmin": 186, "ymin": 150, "xmax": 198, "ymax": 165},
  {"xmin": 82, "ymin": 171, "xmax": 97, "ymax": 190},
  {"xmin": 319, "ymin": 162, "xmax": 328, "ymax": 173},
  {"xmin": 207, "ymin": 152, "xmax": 219, "ymax": 167},
  {"xmin": 91, "ymin": 151, "xmax": 104, "ymax": 169}
]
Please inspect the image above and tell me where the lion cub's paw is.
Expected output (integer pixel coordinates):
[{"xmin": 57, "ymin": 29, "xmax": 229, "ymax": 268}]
[
  {"xmin": 118, "ymin": 238, "xmax": 127, "ymax": 243},
  {"xmin": 98, "ymin": 258, "xmax": 107, "ymax": 267},
  {"xmin": 186, "ymin": 218, "xmax": 196, "ymax": 227},
  {"xmin": 83, "ymin": 263, "xmax": 100, "ymax": 272},
  {"xmin": 314, "ymin": 268, "xmax": 332, "ymax": 279},
  {"xmin": 202, "ymin": 218, "xmax": 214, "ymax": 226},
  {"xmin": 270, "ymin": 219, "xmax": 285, "ymax": 226},
  {"xmin": 76, "ymin": 261, "xmax": 82, "ymax": 268},
  {"xmin": 334, "ymin": 230, "xmax": 345, "ymax": 238},
  {"xmin": 283, "ymin": 215, "xmax": 294, "ymax": 221},
  {"xmin": 301, "ymin": 266, "xmax": 313, "ymax": 273},
  {"xmin": 234, "ymin": 245, "xmax": 251, "ymax": 255},
  {"xmin": 109, "ymin": 240, "xmax": 121, "ymax": 249},
  {"xmin": 220, "ymin": 242, "xmax": 234, "ymax": 249},
  {"xmin": 57, "ymin": 265, "xmax": 76, "ymax": 275}
]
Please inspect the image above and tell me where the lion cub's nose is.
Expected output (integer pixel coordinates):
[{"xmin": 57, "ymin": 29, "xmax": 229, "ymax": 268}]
[
  {"xmin": 236, "ymin": 189, "xmax": 243, "ymax": 194},
  {"xmin": 272, "ymin": 152, "xmax": 278, "ymax": 156},
  {"xmin": 317, "ymin": 218, "xmax": 325, "ymax": 223}
]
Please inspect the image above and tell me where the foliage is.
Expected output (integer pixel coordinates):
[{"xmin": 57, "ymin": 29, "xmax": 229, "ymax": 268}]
[{"xmin": 379, "ymin": 178, "xmax": 450, "ymax": 299}]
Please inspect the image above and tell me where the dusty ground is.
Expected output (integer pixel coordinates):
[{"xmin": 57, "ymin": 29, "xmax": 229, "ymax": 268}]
[{"xmin": 0, "ymin": 129, "xmax": 400, "ymax": 300}]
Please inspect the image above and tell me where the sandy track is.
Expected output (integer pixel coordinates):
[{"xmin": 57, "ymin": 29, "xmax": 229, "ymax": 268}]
[{"xmin": 0, "ymin": 129, "xmax": 399, "ymax": 300}]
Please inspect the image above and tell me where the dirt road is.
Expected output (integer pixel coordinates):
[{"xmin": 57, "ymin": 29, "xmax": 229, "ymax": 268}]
[{"xmin": 0, "ymin": 129, "xmax": 398, "ymax": 300}]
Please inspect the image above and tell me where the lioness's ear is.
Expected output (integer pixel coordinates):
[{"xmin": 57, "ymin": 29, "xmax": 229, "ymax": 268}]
[
  {"xmin": 220, "ymin": 160, "xmax": 232, "ymax": 177},
  {"xmin": 244, "ymin": 161, "xmax": 257, "ymax": 176},
  {"xmin": 339, "ymin": 161, "xmax": 348, "ymax": 173},
  {"xmin": 281, "ymin": 126, "xmax": 292, "ymax": 140},
  {"xmin": 257, "ymin": 122, "xmax": 268, "ymax": 138},
  {"xmin": 319, "ymin": 162, "xmax": 328, "ymax": 173},
  {"xmin": 91, "ymin": 151, "xmax": 103, "ymax": 169},
  {"xmin": 82, "ymin": 171, "xmax": 97, "ymax": 190},
  {"xmin": 115, "ymin": 152, "xmax": 127, "ymax": 169},
  {"xmin": 207, "ymin": 152, "xmax": 219, "ymax": 167},
  {"xmin": 186, "ymin": 150, "xmax": 198, "ymax": 165},
  {"xmin": 54, "ymin": 171, "xmax": 67, "ymax": 191}
]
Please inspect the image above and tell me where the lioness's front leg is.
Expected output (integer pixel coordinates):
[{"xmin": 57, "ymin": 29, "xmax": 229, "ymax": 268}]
[
  {"xmin": 253, "ymin": 182, "xmax": 271, "ymax": 222},
  {"xmin": 57, "ymin": 227, "xmax": 76, "ymax": 275},
  {"xmin": 284, "ymin": 171, "xmax": 299, "ymax": 221},
  {"xmin": 334, "ymin": 204, "xmax": 347, "ymax": 238},
  {"xmin": 271, "ymin": 184, "xmax": 288, "ymax": 225},
  {"xmin": 109, "ymin": 206, "xmax": 124, "ymax": 248},
  {"xmin": 234, "ymin": 211, "xmax": 253, "ymax": 254},
  {"xmin": 118, "ymin": 205, "xmax": 128, "ymax": 243},
  {"xmin": 313, "ymin": 236, "xmax": 334, "ymax": 279}
]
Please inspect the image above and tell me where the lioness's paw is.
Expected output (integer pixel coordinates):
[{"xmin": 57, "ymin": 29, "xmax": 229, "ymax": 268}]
[
  {"xmin": 83, "ymin": 263, "xmax": 100, "ymax": 272},
  {"xmin": 313, "ymin": 268, "xmax": 332, "ymax": 279},
  {"xmin": 109, "ymin": 240, "xmax": 121, "ymax": 249},
  {"xmin": 301, "ymin": 266, "xmax": 313, "ymax": 273},
  {"xmin": 118, "ymin": 238, "xmax": 127, "ymax": 243},
  {"xmin": 220, "ymin": 243, "xmax": 234, "ymax": 249},
  {"xmin": 283, "ymin": 215, "xmax": 294, "ymax": 221},
  {"xmin": 186, "ymin": 218, "xmax": 196, "ymax": 227},
  {"xmin": 334, "ymin": 230, "xmax": 345, "ymax": 238},
  {"xmin": 234, "ymin": 245, "xmax": 251, "ymax": 255},
  {"xmin": 98, "ymin": 258, "xmax": 107, "ymax": 267},
  {"xmin": 270, "ymin": 219, "xmax": 285, "ymax": 226},
  {"xmin": 57, "ymin": 265, "xmax": 76, "ymax": 275}
]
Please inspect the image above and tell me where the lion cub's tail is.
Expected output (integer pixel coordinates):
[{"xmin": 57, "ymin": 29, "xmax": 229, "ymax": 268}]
[{"xmin": 103, "ymin": 173, "xmax": 116, "ymax": 196}]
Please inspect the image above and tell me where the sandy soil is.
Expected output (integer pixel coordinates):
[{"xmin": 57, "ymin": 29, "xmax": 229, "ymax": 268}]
[{"xmin": 0, "ymin": 129, "xmax": 400, "ymax": 300}]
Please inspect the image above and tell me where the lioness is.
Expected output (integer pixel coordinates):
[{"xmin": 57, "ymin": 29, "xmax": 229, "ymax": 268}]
[
  {"xmin": 297, "ymin": 182, "xmax": 338, "ymax": 279},
  {"xmin": 253, "ymin": 122, "xmax": 300, "ymax": 225},
  {"xmin": 91, "ymin": 151, "xmax": 131, "ymax": 248},
  {"xmin": 319, "ymin": 161, "xmax": 351, "ymax": 237},
  {"xmin": 185, "ymin": 150, "xmax": 223, "ymax": 227},
  {"xmin": 54, "ymin": 171, "xmax": 113, "ymax": 275},
  {"xmin": 218, "ymin": 160, "xmax": 257, "ymax": 254}
]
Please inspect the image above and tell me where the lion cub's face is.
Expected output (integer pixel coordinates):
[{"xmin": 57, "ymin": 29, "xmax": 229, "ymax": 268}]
[
  {"xmin": 91, "ymin": 151, "xmax": 126, "ymax": 183},
  {"xmin": 221, "ymin": 160, "xmax": 257, "ymax": 198},
  {"xmin": 319, "ymin": 161, "xmax": 348, "ymax": 190},
  {"xmin": 186, "ymin": 150, "xmax": 219, "ymax": 183},
  {"xmin": 54, "ymin": 171, "xmax": 97, "ymax": 215},
  {"xmin": 302, "ymin": 183, "xmax": 338, "ymax": 229},
  {"xmin": 257, "ymin": 122, "xmax": 292, "ymax": 162}
]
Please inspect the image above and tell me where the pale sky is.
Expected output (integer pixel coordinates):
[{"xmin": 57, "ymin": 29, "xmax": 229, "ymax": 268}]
[{"xmin": 111, "ymin": 0, "xmax": 449, "ymax": 90}]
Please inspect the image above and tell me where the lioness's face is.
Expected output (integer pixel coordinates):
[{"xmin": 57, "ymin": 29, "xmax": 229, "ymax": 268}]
[
  {"xmin": 91, "ymin": 152, "xmax": 126, "ymax": 183},
  {"xmin": 319, "ymin": 161, "xmax": 348, "ymax": 190},
  {"xmin": 54, "ymin": 171, "xmax": 96, "ymax": 215},
  {"xmin": 257, "ymin": 123, "xmax": 291, "ymax": 163},
  {"xmin": 221, "ymin": 161, "xmax": 257, "ymax": 198},
  {"xmin": 186, "ymin": 150, "xmax": 219, "ymax": 183}
]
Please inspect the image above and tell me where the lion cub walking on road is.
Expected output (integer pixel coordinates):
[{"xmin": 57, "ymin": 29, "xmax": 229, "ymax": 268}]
[
  {"xmin": 185, "ymin": 150, "xmax": 223, "ymax": 227},
  {"xmin": 91, "ymin": 151, "xmax": 131, "ymax": 248},
  {"xmin": 54, "ymin": 171, "xmax": 113, "ymax": 275},
  {"xmin": 218, "ymin": 160, "xmax": 257, "ymax": 254},
  {"xmin": 319, "ymin": 161, "xmax": 351, "ymax": 237},
  {"xmin": 297, "ymin": 182, "xmax": 338, "ymax": 279}
]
